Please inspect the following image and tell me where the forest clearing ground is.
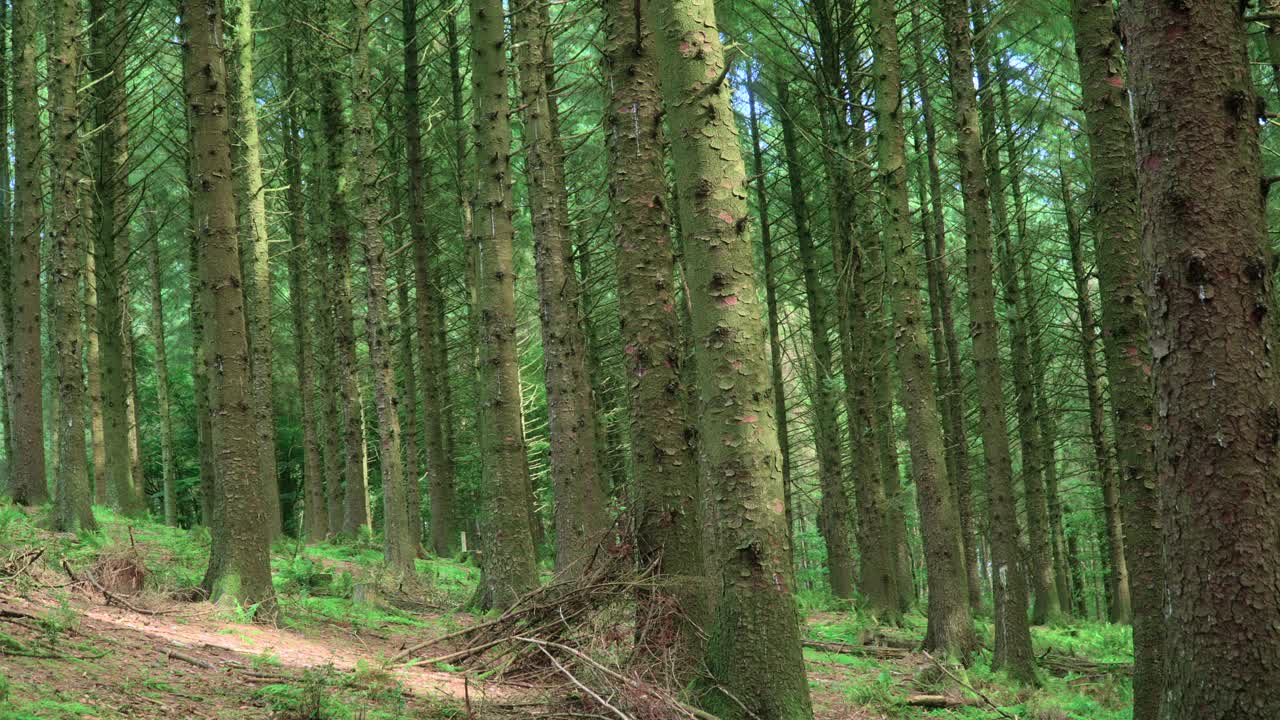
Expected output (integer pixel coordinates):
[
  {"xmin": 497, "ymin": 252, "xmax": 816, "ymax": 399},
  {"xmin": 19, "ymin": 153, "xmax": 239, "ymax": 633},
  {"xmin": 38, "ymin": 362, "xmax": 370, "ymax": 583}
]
[{"xmin": 0, "ymin": 506, "xmax": 1134, "ymax": 719}]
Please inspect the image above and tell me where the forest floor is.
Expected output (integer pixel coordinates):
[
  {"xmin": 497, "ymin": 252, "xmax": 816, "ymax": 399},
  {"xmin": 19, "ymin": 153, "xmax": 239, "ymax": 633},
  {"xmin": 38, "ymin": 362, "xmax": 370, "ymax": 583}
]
[{"xmin": 0, "ymin": 505, "xmax": 1132, "ymax": 719}]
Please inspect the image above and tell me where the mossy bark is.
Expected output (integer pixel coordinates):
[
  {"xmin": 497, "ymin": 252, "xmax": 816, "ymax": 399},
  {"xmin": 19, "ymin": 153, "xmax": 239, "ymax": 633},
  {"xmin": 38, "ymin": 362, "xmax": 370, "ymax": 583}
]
[
  {"xmin": 468, "ymin": 0, "xmax": 539, "ymax": 608},
  {"xmin": 181, "ymin": 0, "xmax": 274, "ymax": 619},
  {"xmin": 49, "ymin": 0, "xmax": 95, "ymax": 533},
  {"xmin": 602, "ymin": 0, "xmax": 709, "ymax": 667},
  {"xmin": 648, "ymin": 0, "xmax": 813, "ymax": 716}
]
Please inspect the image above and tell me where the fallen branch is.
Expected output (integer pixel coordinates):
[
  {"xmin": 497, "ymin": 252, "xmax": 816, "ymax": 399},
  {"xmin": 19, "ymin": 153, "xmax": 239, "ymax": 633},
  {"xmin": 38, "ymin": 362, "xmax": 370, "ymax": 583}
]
[
  {"xmin": 903, "ymin": 693, "xmax": 974, "ymax": 709},
  {"xmin": 61, "ymin": 558, "xmax": 166, "ymax": 616},
  {"xmin": 165, "ymin": 649, "xmax": 218, "ymax": 670},
  {"xmin": 532, "ymin": 642, "xmax": 634, "ymax": 720},
  {"xmin": 922, "ymin": 651, "xmax": 1018, "ymax": 720},
  {"xmin": 802, "ymin": 639, "xmax": 910, "ymax": 660}
]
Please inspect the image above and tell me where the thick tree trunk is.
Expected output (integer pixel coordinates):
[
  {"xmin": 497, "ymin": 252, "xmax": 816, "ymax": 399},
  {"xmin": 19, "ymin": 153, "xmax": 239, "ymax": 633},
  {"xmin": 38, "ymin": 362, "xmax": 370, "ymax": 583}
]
[
  {"xmin": 1123, "ymin": 3, "xmax": 1280, "ymax": 717},
  {"xmin": 182, "ymin": 0, "xmax": 274, "ymax": 617},
  {"xmin": 1069, "ymin": 1, "xmax": 1162, "ymax": 713},
  {"xmin": 602, "ymin": 0, "xmax": 709, "ymax": 667},
  {"xmin": 85, "ymin": 230, "xmax": 108, "ymax": 507},
  {"xmin": 1061, "ymin": 165, "xmax": 1131, "ymax": 624},
  {"xmin": 513, "ymin": 0, "xmax": 609, "ymax": 574},
  {"xmin": 776, "ymin": 82, "xmax": 853, "ymax": 600},
  {"xmin": 49, "ymin": 0, "xmax": 95, "ymax": 533},
  {"xmin": 938, "ymin": 0, "xmax": 1036, "ymax": 682},
  {"xmin": 0, "ymin": 0, "xmax": 11, "ymax": 498},
  {"xmin": 9, "ymin": 0, "xmax": 46, "ymax": 506},
  {"xmin": 649, "ymin": 2, "xmax": 813, "ymax": 716},
  {"xmin": 230, "ymin": 0, "xmax": 281, "ymax": 539},
  {"xmin": 468, "ymin": 0, "xmax": 540, "ymax": 608}
]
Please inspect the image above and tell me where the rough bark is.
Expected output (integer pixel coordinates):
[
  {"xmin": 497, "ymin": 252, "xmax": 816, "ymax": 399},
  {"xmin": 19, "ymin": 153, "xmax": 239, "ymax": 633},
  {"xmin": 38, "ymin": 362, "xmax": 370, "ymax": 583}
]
[
  {"xmin": 90, "ymin": 0, "xmax": 142, "ymax": 516},
  {"xmin": 230, "ymin": 0, "xmax": 281, "ymax": 539},
  {"xmin": 910, "ymin": 4, "xmax": 980, "ymax": 613},
  {"xmin": 403, "ymin": 0, "xmax": 457, "ymax": 558},
  {"xmin": 182, "ymin": 0, "xmax": 274, "ymax": 617},
  {"xmin": 874, "ymin": 0, "xmax": 975, "ymax": 655},
  {"xmin": 468, "ymin": 0, "xmax": 539, "ymax": 607},
  {"xmin": 513, "ymin": 0, "xmax": 610, "ymax": 574},
  {"xmin": 938, "ymin": 0, "xmax": 1036, "ymax": 682},
  {"xmin": 1123, "ymin": 2, "xmax": 1280, "ymax": 717},
  {"xmin": 649, "ymin": 1, "xmax": 813, "ymax": 716},
  {"xmin": 9, "ymin": 0, "xmax": 46, "ymax": 506},
  {"xmin": 602, "ymin": 0, "xmax": 709, "ymax": 666},
  {"xmin": 49, "ymin": 0, "xmax": 95, "ymax": 533},
  {"xmin": 0, "ymin": 0, "xmax": 11, "ymax": 498},
  {"xmin": 1069, "ymin": 0, "xmax": 1162, "ymax": 713},
  {"xmin": 351, "ymin": 0, "xmax": 414, "ymax": 573}
]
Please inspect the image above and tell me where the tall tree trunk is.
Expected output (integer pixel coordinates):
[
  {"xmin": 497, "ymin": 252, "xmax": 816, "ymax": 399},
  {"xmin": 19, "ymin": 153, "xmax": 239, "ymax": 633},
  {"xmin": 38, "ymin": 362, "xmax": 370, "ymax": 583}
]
[
  {"xmin": 1061, "ymin": 164, "xmax": 1131, "ymax": 624},
  {"xmin": 85, "ymin": 227, "xmax": 108, "ymax": 506},
  {"xmin": 911, "ymin": 5, "xmax": 980, "ymax": 612},
  {"xmin": 317, "ymin": 10, "xmax": 370, "ymax": 537},
  {"xmin": 602, "ymin": 0, "xmax": 709, "ymax": 667},
  {"xmin": 351, "ymin": 0, "xmax": 413, "ymax": 573},
  {"xmin": 872, "ymin": 0, "xmax": 975, "ymax": 657},
  {"xmin": 775, "ymin": 82, "xmax": 853, "ymax": 600},
  {"xmin": 0, "ymin": 0, "xmax": 11, "ymax": 499},
  {"xmin": 745, "ymin": 82, "xmax": 794, "ymax": 544},
  {"xmin": 230, "ymin": 0, "xmax": 281, "ymax": 539},
  {"xmin": 649, "ymin": 2, "xmax": 813, "ymax": 716},
  {"xmin": 9, "ymin": 0, "xmax": 47, "ymax": 506},
  {"xmin": 91, "ymin": 0, "xmax": 141, "ymax": 516},
  {"xmin": 938, "ymin": 0, "xmax": 1036, "ymax": 682},
  {"xmin": 49, "ymin": 0, "xmax": 95, "ymax": 532},
  {"xmin": 395, "ymin": 233, "xmax": 423, "ymax": 556},
  {"xmin": 1124, "ymin": 2, "xmax": 1280, "ymax": 716},
  {"xmin": 182, "ymin": 0, "xmax": 274, "ymax": 617},
  {"xmin": 283, "ymin": 45, "xmax": 326, "ymax": 544},
  {"xmin": 1069, "ymin": 1, "xmax": 1162, "ymax": 714},
  {"xmin": 468, "ymin": 0, "xmax": 539, "ymax": 607},
  {"xmin": 513, "ymin": 0, "xmax": 610, "ymax": 574},
  {"xmin": 972, "ymin": 7, "xmax": 1060, "ymax": 625},
  {"xmin": 147, "ymin": 211, "xmax": 178, "ymax": 526}
]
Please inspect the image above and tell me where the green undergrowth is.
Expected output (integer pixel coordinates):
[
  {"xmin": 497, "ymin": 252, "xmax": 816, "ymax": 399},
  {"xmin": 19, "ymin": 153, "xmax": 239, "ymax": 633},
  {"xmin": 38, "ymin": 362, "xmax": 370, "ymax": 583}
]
[
  {"xmin": 254, "ymin": 664, "xmax": 467, "ymax": 720},
  {"xmin": 804, "ymin": 605, "xmax": 1133, "ymax": 719}
]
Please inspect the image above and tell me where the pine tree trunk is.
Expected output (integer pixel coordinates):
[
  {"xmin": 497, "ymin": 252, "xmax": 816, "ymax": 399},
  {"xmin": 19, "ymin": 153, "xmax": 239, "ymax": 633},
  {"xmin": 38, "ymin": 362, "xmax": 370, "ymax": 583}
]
[
  {"xmin": 513, "ymin": 0, "xmax": 610, "ymax": 574},
  {"xmin": 85, "ymin": 226, "xmax": 108, "ymax": 506},
  {"xmin": 469, "ymin": 0, "xmax": 539, "ymax": 608},
  {"xmin": 873, "ymin": 0, "xmax": 975, "ymax": 656},
  {"xmin": 182, "ymin": 0, "xmax": 274, "ymax": 617},
  {"xmin": 649, "ymin": 2, "xmax": 813, "ymax": 716},
  {"xmin": 938, "ymin": 0, "xmax": 1036, "ymax": 682},
  {"xmin": 230, "ymin": 0, "xmax": 281, "ymax": 539},
  {"xmin": 775, "ymin": 82, "xmax": 853, "ymax": 600},
  {"xmin": 283, "ymin": 44, "xmax": 326, "ymax": 544},
  {"xmin": 0, "ymin": 0, "xmax": 11, "ymax": 498},
  {"xmin": 187, "ymin": 178, "xmax": 216, "ymax": 528},
  {"xmin": 1069, "ymin": 1, "xmax": 1162, "ymax": 714},
  {"xmin": 910, "ymin": 5, "xmax": 981, "ymax": 613},
  {"xmin": 147, "ymin": 211, "xmax": 178, "ymax": 527},
  {"xmin": 316, "ymin": 13, "xmax": 370, "ymax": 537},
  {"xmin": 351, "ymin": 0, "xmax": 413, "ymax": 573},
  {"xmin": 9, "ymin": 0, "xmax": 47, "ymax": 506},
  {"xmin": 1124, "ymin": 2, "xmax": 1280, "ymax": 716},
  {"xmin": 49, "ymin": 0, "xmax": 95, "ymax": 533},
  {"xmin": 602, "ymin": 0, "xmax": 709, "ymax": 667},
  {"xmin": 1061, "ymin": 165, "xmax": 1131, "ymax": 624},
  {"xmin": 90, "ymin": 0, "xmax": 142, "ymax": 516},
  {"xmin": 745, "ymin": 83, "xmax": 794, "ymax": 544},
  {"xmin": 395, "ymin": 235, "xmax": 423, "ymax": 556}
]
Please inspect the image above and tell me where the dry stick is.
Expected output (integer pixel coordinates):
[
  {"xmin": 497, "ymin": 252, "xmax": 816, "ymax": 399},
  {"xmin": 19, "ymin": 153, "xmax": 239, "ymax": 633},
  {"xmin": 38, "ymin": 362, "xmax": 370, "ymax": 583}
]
[
  {"xmin": 60, "ymin": 558, "xmax": 166, "ymax": 616},
  {"xmin": 532, "ymin": 643, "xmax": 634, "ymax": 720},
  {"xmin": 165, "ymin": 649, "xmax": 218, "ymax": 670},
  {"xmin": 922, "ymin": 651, "xmax": 1019, "ymax": 720}
]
